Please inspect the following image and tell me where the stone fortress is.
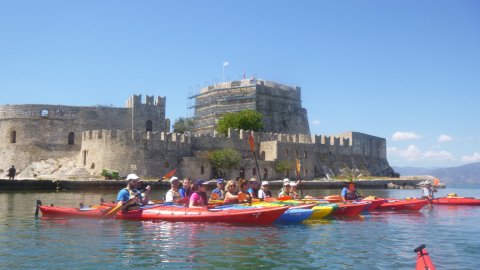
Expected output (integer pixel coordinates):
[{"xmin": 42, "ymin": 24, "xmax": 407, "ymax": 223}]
[{"xmin": 0, "ymin": 79, "xmax": 396, "ymax": 181}]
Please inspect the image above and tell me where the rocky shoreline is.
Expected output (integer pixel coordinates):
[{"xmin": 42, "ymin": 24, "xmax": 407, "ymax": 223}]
[{"xmin": 0, "ymin": 178, "xmax": 437, "ymax": 191}]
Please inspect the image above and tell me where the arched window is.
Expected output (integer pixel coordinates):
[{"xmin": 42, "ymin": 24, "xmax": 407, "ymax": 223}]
[
  {"xmin": 211, "ymin": 166, "xmax": 218, "ymax": 178},
  {"xmin": 239, "ymin": 167, "xmax": 245, "ymax": 179},
  {"xmin": 260, "ymin": 151, "xmax": 266, "ymax": 160},
  {"xmin": 68, "ymin": 132, "xmax": 75, "ymax": 145},
  {"xmin": 252, "ymin": 168, "xmax": 257, "ymax": 176},
  {"xmin": 146, "ymin": 120, "xmax": 153, "ymax": 132},
  {"xmin": 263, "ymin": 168, "xmax": 268, "ymax": 180},
  {"xmin": 304, "ymin": 151, "xmax": 307, "ymax": 159},
  {"xmin": 41, "ymin": 109, "xmax": 49, "ymax": 117},
  {"xmin": 201, "ymin": 165, "xmax": 204, "ymax": 175},
  {"xmin": 10, "ymin": 130, "xmax": 16, "ymax": 143}
]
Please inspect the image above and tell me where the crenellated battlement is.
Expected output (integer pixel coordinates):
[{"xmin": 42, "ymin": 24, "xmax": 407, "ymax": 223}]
[
  {"xmin": 222, "ymin": 128, "xmax": 353, "ymax": 147},
  {"xmin": 126, "ymin": 94, "xmax": 166, "ymax": 108},
  {"xmin": 82, "ymin": 129, "xmax": 191, "ymax": 145}
]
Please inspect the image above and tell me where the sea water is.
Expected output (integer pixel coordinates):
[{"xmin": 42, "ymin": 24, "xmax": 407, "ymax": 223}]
[{"xmin": 0, "ymin": 188, "xmax": 479, "ymax": 269}]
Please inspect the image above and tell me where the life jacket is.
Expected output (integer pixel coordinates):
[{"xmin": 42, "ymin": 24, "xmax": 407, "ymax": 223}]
[{"xmin": 345, "ymin": 190, "xmax": 358, "ymax": 200}]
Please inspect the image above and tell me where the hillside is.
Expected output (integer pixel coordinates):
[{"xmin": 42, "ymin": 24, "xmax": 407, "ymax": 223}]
[{"xmin": 394, "ymin": 163, "xmax": 480, "ymax": 187}]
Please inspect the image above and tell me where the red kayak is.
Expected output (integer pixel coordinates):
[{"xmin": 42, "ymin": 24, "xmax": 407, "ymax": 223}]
[
  {"xmin": 361, "ymin": 198, "xmax": 387, "ymax": 211},
  {"xmin": 430, "ymin": 196, "xmax": 480, "ymax": 206},
  {"xmin": 331, "ymin": 202, "xmax": 369, "ymax": 216},
  {"xmin": 39, "ymin": 204, "xmax": 289, "ymax": 225},
  {"xmin": 414, "ymin": 244, "xmax": 436, "ymax": 270},
  {"xmin": 376, "ymin": 199, "xmax": 428, "ymax": 211}
]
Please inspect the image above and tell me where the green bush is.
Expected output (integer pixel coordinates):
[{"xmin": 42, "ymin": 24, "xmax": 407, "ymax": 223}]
[{"xmin": 216, "ymin": 110, "xmax": 263, "ymax": 136}]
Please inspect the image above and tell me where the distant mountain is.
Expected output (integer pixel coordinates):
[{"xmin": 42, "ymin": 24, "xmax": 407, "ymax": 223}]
[
  {"xmin": 393, "ymin": 163, "xmax": 480, "ymax": 187},
  {"xmin": 392, "ymin": 166, "xmax": 434, "ymax": 176}
]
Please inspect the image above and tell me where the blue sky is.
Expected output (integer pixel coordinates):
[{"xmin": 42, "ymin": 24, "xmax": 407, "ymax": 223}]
[{"xmin": 1, "ymin": 1, "xmax": 479, "ymax": 168}]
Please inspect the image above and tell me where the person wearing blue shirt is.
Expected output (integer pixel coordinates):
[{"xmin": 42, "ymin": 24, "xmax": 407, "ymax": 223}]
[
  {"xmin": 210, "ymin": 179, "xmax": 226, "ymax": 200},
  {"xmin": 116, "ymin": 173, "xmax": 151, "ymax": 210},
  {"xmin": 341, "ymin": 181, "xmax": 361, "ymax": 201}
]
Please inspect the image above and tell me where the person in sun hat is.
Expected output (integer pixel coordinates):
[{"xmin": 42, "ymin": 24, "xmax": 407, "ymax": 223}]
[
  {"xmin": 210, "ymin": 178, "xmax": 226, "ymax": 200},
  {"xmin": 289, "ymin": 181, "xmax": 299, "ymax": 199},
  {"xmin": 115, "ymin": 173, "xmax": 151, "ymax": 210},
  {"xmin": 258, "ymin": 181, "xmax": 272, "ymax": 200},
  {"xmin": 189, "ymin": 179, "xmax": 209, "ymax": 208},
  {"xmin": 165, "ymin": 176, "xmax": 181, "ymax": 203},
  {"xmin": 278, "ymin": 181, "xmax": 290, "ymax": 197}
]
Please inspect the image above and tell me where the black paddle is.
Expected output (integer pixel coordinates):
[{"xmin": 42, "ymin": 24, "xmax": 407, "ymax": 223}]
[{"xmin": 414, "ymin": 244, "xmax": 429, "ymax": 270}]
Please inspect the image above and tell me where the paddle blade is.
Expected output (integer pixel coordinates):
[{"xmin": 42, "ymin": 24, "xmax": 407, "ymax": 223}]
[
  {"xmin": 248, "ymin": 134, "xmax": 255, "ymax": 152},
  {"xmin": 238, "ymin": 192, "xmax": 247, "ymax": 202},
  {"xmin": 102, "ymin": 204, "xmax": 123, "ymax": 218},
  {"xmin": 211, "ymin": 192, "xmax": 220, "ymax": 200},
  {"xmin": 295, "ymin": 158, "xmax": 301, "ymax": 177},
  {"xmin": 162, "ymin": 168, "xmax": 177, "ymax": 180}
]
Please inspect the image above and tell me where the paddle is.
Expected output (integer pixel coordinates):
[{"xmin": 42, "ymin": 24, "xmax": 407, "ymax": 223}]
[
  {"xmin": 295, "ymin": 158, "xmax": 303, "ymax": 199},
  {"xmin": 211, "ymin": 192, "xmax": 220, "ymax": 200},
  {"xmin": 248, "ymin": 134, "xmax": 262, "ymax": 181},
  {"xmin": 102, "ymin": 189, "xmax": 145, "ymax": 218},
  {"xmin": 238, "ymin": 192, "xmax": 248, "ymax": 202},
  {"xmin": 414, "ymin": 244, "xmax": 430, "ymax": 270}
]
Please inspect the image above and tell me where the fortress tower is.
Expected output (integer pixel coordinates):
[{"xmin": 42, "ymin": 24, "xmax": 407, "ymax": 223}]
[{"xmin": 189, "ymin": 79, "xmax": 310, "ymax": 135}]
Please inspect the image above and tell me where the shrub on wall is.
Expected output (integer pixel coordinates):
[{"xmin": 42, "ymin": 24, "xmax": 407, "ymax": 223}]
[
  {"xmin": 216, "ymin": 110, "xmax": 263, "ymax": 136},
  {"xmin": 275, "ymin": 160, "xmax": 293, "ymax": 177},
  {"xmin": 173, "ymin": 117, "xmax": 194, "ymax": 134},
  {"xmin": 208, "ymin": 148, "xmax": 241, "ymax": 178}
]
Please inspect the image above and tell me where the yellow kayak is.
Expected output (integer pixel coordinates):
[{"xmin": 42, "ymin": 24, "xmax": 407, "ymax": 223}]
[{"xmin": 308, "ymin": 204, "xmax": 336, "ymax": 219}]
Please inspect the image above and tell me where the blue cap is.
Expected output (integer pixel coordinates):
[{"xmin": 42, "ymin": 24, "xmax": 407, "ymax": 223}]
[
  {"xmin": 216, "ymin": 178, "xmax": 225, "ymax": 183},
  {"xmin": 195, "ymin": 179, "xmax": 207, "ymax": 187}
]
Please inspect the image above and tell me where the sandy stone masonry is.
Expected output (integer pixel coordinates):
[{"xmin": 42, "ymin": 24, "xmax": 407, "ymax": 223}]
[{"xmin": 0, "ymin": 81, "xmax": 395, "ymax": 180}]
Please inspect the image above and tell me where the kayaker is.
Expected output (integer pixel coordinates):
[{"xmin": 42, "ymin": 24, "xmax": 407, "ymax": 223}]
[
  {"xmin": 421, "ymin": 183, "xmax": 435, "ymax": 200},
  {"xmin": 165, "ymin": 176, "xmax": 182, "ymax": 203},
  {"xmin": 258, "ymin": 181, "xmax": 272, "ymax": 200},
  {"xmin": 210, "ymin": 179, "xmax": 226, "ymax": 200},
  {"xmin": 278, "ymin": 181, "xmax": 290, "ymax": 197},
  {"xmin": 239, "ymin": 179, "xmax": 252, "ymax": 202},
  {"xmin": 289, "ymin": 182, "xmax": 299, "ymax": 199},
  {"xmin": 115, "ymin": 173, "xmax": 151, "ymax": 210},
  {"xmin": 179, "ymin": 177, "xmax": 192, "ymax": 198},
  {"xmin": 341, "ymin": 180, "xmax": 361, "ymax": 201},
  {"xmin": 278, "ymin": 178, "xmax": 290, "ymax": 196},
  {"xmin": 224, "ymin": 180, "xmax": 240, "ymax": 203},
  {"xmin": 189, "ymin": 180, "xmax": 209, "ymax": 208},
  {"xmin": 248, "ymin": 178, "xmax": 259, "ymax": 199}
]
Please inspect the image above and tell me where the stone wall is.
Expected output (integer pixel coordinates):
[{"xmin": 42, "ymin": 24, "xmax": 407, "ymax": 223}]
[
  {"xmin": 0, "ymin": 95, "xmax": 166, "ymax": 173},
  {"xmin": 80, "ymin": 130, "xmax": 191, "ymax": 178}
]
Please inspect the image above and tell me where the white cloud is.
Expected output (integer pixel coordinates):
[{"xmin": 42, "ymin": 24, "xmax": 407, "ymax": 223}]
[
  {"xmin": 388, "ymin": 145, "xmax": 454, "ymax": 162},
  {"xmin": 437, "ymin": 134, "xmax": 452, "ymax": 142},
  {"xmin": 392, "ymin": 132, "xmax": 421, "ymax": 141},
  {"xmin": 312, "ymin": 120, "xmax": 320, "ymax": 125},
  {"xmin": 462, "ymin": 153, "xmax": 480, "ymax": 163}
]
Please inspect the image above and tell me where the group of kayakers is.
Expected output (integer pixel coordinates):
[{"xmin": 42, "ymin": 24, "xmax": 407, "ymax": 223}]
[
  {"xmin": 115, "ymin": 174, "xmax": 307, "ymax": 210},
  {"xmin": 115, "ymin": 174, "xmax": 439, "ymax": 211}
]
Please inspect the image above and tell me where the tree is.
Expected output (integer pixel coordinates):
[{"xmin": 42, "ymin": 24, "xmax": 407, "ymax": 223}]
[
  {"xmin": 275, "ymin": 160, "xmax": 292, "ymax": 177},
  {"xmin": 216, "ymin": 110, "xmax": 263, "ymax": 136},
  {"xmin": 208, "ymin": 148, "xmax": 241, "ymax": 178},
  {"xmin": 173, "ymin": 117, "xmax": 194, "ymax": 134}
]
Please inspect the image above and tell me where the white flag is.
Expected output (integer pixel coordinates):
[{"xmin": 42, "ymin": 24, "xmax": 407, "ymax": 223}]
[{"xmin": 223, "ymin": 61, "xmax": 229, "ymax": 67}]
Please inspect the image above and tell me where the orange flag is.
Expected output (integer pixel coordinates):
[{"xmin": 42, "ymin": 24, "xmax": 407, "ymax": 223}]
[
  {"xmin": 162, "ymin": 168, "xmax": 177, "ymax": 179},
  {"xmin": 296, "ymin": 158, "xmax": 301, "ymax": 177},
  {"xmin": 248, "ymin": 134, "xmax": 255, "ymax": 152}
]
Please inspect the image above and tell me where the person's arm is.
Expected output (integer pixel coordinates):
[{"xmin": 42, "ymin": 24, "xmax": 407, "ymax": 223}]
[
  {"xmin": 139, "ymin": 185, "xmax": 151, "ymax": 205},
  {"xmin": 225, "ymin": 191, "xmax": 238, "ymax": 202},
  {"xmin": 165, "ymin": 190, "xmax": 174, "ymax": 202},
  {"xmin": 341, "ymin": 188, "xmax": 347, "ymax": 201}
]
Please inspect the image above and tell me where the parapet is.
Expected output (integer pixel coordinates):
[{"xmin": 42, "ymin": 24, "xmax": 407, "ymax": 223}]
[
  {"xmin": 126, "ymin": 95, "xmax": 166, "ymax": 108},
  {"xmin": 82, "ymin": 129, "xmax": 191, "ymax": 146}
]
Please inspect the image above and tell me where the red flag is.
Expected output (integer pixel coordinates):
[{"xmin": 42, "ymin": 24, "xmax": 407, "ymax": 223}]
[
  {"xmin": 162, "ymin": 168, "xmax": 177, "ymax": 179},
  {"xmin": 248, "ymin": 134, "xmax": 255, "ymax": 152}
]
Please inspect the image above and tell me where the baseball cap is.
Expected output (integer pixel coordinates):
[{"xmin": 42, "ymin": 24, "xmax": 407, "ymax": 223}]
[
  {"xmin": 170, "ymin": 176, "xmax": 179, "ymax": 183},
  {"xmin": 195, "ymin": 179, "xmax": 208, "ymax": 187},
  {"xmin": 261, "ymin": 181, "xmax": 269, "ymax": 186},
  {"xmin": 126, "ymin": 173, "xmax": 140, "ymax": 181},
  {"xmin": 283, "ymin": 178, "xmax": 290, "ymax": 183},
  {"xmin": 216, "ymin": 178, "xmax": 225, "ymax": 183}
]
